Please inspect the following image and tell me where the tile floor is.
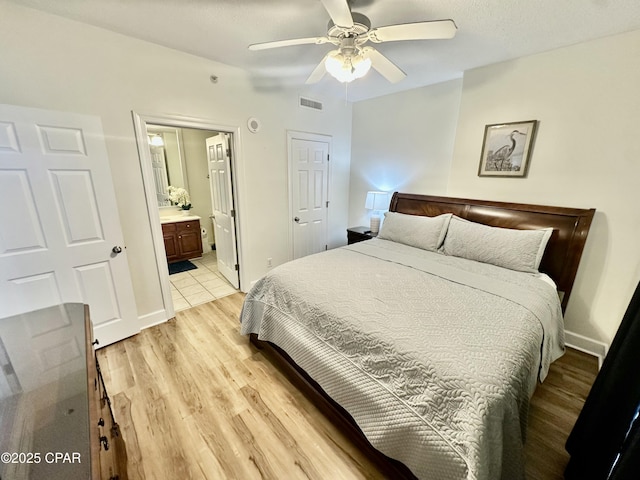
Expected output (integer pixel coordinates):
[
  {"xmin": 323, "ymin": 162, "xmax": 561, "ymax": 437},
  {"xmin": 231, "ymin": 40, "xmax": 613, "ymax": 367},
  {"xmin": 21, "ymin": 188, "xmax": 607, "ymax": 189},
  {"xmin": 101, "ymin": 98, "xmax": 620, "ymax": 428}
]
[{"xmin": 169, "ymin": 251, "xmax": 239, "ymax": 312}]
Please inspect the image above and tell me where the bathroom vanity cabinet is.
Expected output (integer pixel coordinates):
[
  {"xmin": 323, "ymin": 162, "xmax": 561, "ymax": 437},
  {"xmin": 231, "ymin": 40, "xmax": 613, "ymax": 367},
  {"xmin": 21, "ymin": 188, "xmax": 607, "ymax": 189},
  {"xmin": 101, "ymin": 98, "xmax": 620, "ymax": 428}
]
[{"xmin": 161, "ymin": 217, "xmax": 202, "ymax": 263}]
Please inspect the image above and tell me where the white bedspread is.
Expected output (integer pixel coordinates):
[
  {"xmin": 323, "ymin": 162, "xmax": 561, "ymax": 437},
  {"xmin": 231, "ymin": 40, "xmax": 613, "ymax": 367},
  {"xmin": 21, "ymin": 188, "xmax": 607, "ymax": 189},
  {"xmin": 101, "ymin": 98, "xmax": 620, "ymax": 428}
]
[{"xmin": 240, "ymin": 239, "xmax": 564, "ymax": 480}]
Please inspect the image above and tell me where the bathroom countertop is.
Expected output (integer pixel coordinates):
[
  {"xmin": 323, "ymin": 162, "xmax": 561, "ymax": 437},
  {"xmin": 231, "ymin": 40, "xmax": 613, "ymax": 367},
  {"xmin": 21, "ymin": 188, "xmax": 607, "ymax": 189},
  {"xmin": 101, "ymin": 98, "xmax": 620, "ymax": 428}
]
[{"xmin": 160, "ymin": 214, "xmax": 201, "ymax": 224}]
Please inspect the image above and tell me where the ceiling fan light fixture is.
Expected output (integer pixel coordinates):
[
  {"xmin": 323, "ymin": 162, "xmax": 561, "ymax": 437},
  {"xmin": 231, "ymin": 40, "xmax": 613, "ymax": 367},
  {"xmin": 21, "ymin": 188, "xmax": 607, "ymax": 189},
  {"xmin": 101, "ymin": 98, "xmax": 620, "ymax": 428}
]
[
  {"xmin": 249, "ymin": 1, "xmax": 457, "ymax": 86},
  {"xmin": 352, "ymin": 54, "xmax": 372, "ymax": 78},
  {"xmin": 324, "ymin": 51, "xmax": 372, "ymax": 83}
]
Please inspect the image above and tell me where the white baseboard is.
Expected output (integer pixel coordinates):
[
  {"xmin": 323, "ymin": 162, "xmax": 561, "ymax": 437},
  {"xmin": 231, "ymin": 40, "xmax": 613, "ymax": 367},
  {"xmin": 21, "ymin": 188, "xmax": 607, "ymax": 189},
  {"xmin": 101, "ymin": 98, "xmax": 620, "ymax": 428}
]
[
  {"xmin": 138, "ymin": 309, "xmax": 169, "ymax": 330},
  {"xmin": 564, "ymin": 330, "xmax": 609, "ymax": 369}
]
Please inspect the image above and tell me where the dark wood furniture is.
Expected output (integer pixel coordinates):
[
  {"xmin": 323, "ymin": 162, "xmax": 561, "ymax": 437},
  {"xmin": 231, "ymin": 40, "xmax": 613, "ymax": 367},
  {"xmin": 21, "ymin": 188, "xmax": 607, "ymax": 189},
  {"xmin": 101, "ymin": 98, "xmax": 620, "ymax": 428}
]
[
  {"xmin": 0, "ymin": 304, "xmax": 127, "ymax": 480},
  {"xmin": 89, "ymin": 307, "xmax": 128, "ymax": 480},
  {"xmin": 347, "ymin": 226, "xmax": 375, "ymax": 244},
  {"xmin": 249, "ymin": 192, "xmax": 596, "ymax": 479},
  {"xmin": 162, "ymin": 218, "xmax": 202, "ymax": 263}
]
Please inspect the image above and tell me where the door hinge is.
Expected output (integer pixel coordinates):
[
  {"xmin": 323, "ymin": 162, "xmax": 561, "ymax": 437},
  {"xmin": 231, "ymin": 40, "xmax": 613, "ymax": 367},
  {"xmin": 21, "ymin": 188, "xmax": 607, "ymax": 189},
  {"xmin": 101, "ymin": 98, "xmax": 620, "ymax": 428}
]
[
  {"xmin": 231, "ymin": 209, "xmax": 235, "ymax": 218},
  {"xmin": 325, "ymin": 201, "xmax": 329, "ymax": 208},
  {"xmin": 327, "ymin": 154, "xmax": 330, "ymax": 162},
  {"xmin": 235, "ymin": 264, "xmax": 239, "ymax": 271},
  {"xmin": 325, "ymin": 245, "xmax": 328, "ymax": 251}
]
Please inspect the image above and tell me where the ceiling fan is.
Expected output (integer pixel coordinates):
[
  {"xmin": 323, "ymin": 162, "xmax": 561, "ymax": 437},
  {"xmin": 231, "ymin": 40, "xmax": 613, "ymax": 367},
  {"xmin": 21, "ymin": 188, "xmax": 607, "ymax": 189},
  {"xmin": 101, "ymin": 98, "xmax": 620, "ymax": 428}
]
[{"xmin": 248, "ymin": 0, "xmax": 457, "ymax": 84}]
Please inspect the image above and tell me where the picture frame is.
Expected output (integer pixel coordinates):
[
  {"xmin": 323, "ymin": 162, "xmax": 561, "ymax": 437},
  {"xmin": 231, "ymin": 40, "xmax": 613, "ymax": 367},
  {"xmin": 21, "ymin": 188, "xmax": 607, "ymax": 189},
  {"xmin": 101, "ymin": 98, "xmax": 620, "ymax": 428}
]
[{"xmin": 478, "ymin": 120, "xmax": 538, "ymax": 177}]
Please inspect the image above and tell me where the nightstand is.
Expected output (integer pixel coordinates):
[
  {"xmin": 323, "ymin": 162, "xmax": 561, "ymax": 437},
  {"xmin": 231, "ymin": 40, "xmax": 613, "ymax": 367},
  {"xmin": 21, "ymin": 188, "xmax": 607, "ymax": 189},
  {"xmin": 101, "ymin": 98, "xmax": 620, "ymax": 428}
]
[{"xmin": 347, "ymin": 226, "xmax": 376, "ymax": 245}]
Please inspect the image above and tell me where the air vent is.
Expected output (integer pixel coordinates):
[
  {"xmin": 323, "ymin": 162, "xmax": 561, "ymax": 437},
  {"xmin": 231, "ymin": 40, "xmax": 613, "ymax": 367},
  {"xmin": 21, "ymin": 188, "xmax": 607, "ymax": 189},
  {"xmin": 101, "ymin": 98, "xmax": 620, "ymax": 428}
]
[{"xmin": 299, "ymin": 96, "xmax": 323, "ymax": 111}]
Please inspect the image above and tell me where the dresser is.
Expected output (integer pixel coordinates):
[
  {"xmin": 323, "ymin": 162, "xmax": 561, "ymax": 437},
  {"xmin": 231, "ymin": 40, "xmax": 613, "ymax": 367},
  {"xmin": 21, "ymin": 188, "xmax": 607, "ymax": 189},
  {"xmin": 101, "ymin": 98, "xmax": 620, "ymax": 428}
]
[
  {"xmin": 0, "ymin": 304, "xmax": 127, "ymax": 480},
  {"xmin": 161, "ymin": 216, "xmax": 203, "ymax": 263}
]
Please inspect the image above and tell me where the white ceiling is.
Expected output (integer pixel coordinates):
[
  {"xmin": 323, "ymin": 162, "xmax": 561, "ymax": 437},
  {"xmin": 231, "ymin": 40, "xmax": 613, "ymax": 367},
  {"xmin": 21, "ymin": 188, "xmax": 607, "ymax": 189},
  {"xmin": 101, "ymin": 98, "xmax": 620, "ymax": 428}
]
[{"xmin": 10, "ymin": 0, "xmax": 640, "ymax": 102}]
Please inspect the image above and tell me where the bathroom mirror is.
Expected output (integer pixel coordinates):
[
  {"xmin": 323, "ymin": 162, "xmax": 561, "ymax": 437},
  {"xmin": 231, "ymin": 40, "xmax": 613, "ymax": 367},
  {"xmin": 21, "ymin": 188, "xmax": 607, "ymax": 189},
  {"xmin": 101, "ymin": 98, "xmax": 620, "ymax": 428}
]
[{"xmin": 147, "ymin": 124, "xmax": 189, "ymax": 207}]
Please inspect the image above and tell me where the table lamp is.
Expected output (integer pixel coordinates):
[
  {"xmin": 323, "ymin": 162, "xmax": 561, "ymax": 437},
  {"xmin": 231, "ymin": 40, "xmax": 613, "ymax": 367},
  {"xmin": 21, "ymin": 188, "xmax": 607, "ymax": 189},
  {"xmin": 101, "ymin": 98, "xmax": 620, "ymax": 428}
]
[{"xmin": 365, "ymin": 191, "xmax": 390, "ymax": 234}]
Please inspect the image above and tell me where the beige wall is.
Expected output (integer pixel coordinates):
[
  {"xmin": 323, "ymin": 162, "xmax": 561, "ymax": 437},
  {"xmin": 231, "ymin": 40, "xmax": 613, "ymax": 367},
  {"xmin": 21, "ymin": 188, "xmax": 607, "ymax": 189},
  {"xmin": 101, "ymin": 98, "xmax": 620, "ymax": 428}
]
[
  {"xmin": 349, "ymin": 79, "xmax": 463, "ymax": 226},
  {"xmin": 0, "ymin": 1, "xmax": 352, "ymax": 326},
  {"xmin": 350, "ymin": 28, "xmax": 640, "ymax": 347},
  {"xmin": 448, "ymin": 29, "xmax": 640, "ymax": 346}
]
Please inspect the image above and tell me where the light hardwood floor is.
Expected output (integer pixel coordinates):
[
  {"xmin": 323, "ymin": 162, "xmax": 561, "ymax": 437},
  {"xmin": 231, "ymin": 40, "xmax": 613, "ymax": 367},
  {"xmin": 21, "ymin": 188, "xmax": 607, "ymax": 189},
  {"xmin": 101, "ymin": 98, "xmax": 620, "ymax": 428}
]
[{"xmin": 97, "ymin": 293, "xmax": 598, "ymax": 479}]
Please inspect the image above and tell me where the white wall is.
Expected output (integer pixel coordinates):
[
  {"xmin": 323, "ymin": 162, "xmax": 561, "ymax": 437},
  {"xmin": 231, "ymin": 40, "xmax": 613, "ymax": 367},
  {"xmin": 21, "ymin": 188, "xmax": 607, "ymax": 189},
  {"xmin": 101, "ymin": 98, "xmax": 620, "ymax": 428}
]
[
  {"xmin": 448, "ymin": 29, "xmax": 640, "ymax": 346},
  {"xmin": 0, "ymin": 1, "xmax": 352, "ymax": 326},
  {"xmin": 351, "ymin": 28, "xmax": 640, "ymax": 347},
  {"xmin": 349, "ymin": 79, "xmax": 463, "ymax": 227}
]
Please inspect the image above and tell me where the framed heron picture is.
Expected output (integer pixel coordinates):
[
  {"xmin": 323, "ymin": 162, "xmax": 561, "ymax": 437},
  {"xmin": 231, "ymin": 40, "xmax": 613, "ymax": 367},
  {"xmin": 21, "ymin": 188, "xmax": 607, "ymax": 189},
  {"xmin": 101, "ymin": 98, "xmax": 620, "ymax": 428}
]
[{"xmin": 478, "ymin": 120, "xmax": 538, "ymax": 177}]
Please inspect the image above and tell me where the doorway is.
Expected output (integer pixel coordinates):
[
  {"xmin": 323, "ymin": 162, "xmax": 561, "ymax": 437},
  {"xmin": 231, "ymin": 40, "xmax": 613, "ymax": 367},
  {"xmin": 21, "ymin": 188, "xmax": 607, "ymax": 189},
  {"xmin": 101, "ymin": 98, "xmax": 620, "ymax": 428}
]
[{"xmin": 132, "ymin": 112, "xmax": 243, "ymax": 319}]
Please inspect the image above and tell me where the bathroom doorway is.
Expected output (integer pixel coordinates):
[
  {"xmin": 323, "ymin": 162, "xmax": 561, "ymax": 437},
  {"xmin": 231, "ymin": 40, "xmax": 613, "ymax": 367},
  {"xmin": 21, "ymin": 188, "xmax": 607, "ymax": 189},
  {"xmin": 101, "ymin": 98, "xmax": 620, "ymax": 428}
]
[{"xmin": 132, "ymin": 112, "xmax": 243, "ymax": 318}]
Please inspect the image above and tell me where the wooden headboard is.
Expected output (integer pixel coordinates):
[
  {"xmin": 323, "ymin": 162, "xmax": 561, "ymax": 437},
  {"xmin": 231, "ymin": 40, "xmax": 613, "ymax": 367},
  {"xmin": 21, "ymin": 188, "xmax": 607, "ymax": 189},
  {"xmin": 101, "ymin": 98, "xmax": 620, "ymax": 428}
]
[{"xmin": 389, "ymin": 192, "xmax": 596, "ymax": 312}]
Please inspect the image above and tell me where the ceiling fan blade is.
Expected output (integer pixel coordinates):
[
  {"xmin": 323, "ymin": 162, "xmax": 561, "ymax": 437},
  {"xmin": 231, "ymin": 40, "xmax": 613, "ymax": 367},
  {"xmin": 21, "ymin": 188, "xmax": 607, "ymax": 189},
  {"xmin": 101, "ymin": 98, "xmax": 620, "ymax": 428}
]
[
  {"xmin": 368, "ymin": 19, "xmax": 457, "ymax": 43},
  {"xmin": 320, "ymin": 0, "xmax": 354, "ymax": 28},
  {"xmin": 305, "ymin": 53, "xmax": 331, "ymax": 84},
  {"xmin": 249, "ymin": 36, "xmax": 329, "ymax": 51},
  {"xmin": 362, "ymin": 47, "xmax": 406, "ymax": 83}
]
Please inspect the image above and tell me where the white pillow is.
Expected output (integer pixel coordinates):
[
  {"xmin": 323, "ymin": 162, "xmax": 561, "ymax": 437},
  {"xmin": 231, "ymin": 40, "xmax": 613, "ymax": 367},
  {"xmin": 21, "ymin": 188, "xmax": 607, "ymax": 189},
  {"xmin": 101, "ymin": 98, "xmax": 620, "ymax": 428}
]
[
  {"xmin": 378, "ymin": 212, "xmax": 452, "ymax": 252},
  {"xmin": 441, "ymin": 216, "xmax": 552, "ymax": 273}
]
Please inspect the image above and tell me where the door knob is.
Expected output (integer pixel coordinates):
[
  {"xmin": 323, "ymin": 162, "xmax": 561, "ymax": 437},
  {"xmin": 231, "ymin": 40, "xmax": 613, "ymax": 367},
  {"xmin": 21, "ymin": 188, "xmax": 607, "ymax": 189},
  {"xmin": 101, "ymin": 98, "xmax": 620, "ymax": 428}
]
[
  {"xmin": 294, "ymin": 217, "xmax": 300, "ymax": 223},
  {"xmin": 112, "ymin": 246, "xmax": 122, "ymax": 254}
]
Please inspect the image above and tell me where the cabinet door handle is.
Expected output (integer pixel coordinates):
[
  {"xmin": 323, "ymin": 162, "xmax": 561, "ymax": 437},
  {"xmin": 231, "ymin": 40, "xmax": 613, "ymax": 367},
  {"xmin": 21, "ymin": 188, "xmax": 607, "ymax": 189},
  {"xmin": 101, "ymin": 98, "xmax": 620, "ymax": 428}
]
[{"xmin": 98, "ymin": 417, "xmax": 105, "ymax": 427}]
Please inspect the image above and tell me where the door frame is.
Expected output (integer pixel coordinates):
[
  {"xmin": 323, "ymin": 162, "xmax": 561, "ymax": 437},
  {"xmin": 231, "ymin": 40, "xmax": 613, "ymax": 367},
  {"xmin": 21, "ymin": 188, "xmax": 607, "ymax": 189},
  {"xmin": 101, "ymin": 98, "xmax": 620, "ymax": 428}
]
[
  {"xmin": 132, "ymin": 112, "xmax": 245, "ymax": 319},
  {"xmin": 286, "ymin": 130, "xmax": 332, "ymax": 261}
]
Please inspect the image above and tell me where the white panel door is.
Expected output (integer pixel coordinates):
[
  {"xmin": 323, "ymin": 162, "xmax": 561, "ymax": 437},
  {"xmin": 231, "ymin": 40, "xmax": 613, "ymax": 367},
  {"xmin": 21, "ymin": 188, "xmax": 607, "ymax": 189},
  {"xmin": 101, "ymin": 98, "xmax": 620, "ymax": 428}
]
[
  {"xmin": 206, "ymin": 133, "xmax": 239, "ymax": 288},
  {"xmin": 289, "ymin": 135, "xmax": 329, "ymax": 260},
  {"xmin": 0, "ymin": 104, "xmax": 139, "ymax": 346},
  {"xmin": 150, "ymin": 145, "xmax": 169, "ymax": 206}
]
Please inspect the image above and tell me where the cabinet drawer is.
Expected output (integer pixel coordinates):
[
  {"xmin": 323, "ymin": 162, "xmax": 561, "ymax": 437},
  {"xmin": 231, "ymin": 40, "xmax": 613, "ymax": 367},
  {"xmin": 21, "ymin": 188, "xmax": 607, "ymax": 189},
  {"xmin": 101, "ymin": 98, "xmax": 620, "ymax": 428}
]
[
  {"xmin": 176, "ymin": 220, "xmax": 198, "ymax": 232},
  {"xmin": 161, "ymin": 223, "xmax": 177, "ymax": 233}
]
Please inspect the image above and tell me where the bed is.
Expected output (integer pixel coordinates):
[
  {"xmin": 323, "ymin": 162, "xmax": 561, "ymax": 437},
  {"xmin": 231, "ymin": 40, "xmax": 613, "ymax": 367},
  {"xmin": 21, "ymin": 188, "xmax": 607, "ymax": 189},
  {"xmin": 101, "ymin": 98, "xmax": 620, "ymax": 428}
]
[{"xmin": 240, "ymin": 193, "xmax": 595, "ymax": 480}]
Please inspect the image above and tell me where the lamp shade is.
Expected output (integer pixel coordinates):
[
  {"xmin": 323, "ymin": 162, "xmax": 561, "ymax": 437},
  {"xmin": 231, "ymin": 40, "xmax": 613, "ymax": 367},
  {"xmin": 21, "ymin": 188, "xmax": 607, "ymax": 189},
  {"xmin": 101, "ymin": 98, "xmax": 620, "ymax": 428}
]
[
  {"xmin": 365, "ymin": 191, "xmax": 390, "ymax": 211},
  {"xmin": 325, "ymin": 51, "xmax": 372, "ymax": 83}
]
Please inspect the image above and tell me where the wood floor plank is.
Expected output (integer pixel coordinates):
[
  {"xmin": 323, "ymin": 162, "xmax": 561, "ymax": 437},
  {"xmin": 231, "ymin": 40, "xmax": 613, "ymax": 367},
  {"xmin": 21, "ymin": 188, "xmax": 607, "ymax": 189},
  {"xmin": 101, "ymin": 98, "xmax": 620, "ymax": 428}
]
[
  {"xmin": 110, "ymin": 391, "xmax": 145, "ymax": 480},
  {"xmin": 97, "ymin": 293, "xmax": 598, "ymax": 480},
  {"xmin": 244, "ymin": 350, "xmax": 382, "ymax": 478}
]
